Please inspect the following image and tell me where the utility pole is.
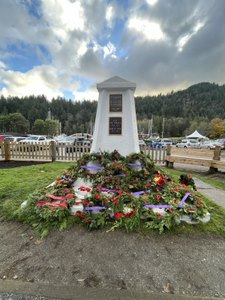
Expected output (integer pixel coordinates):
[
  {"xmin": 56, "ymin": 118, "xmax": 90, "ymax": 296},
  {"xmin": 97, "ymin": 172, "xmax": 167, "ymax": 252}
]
[
  {"xmin": 148, "ymin": 115, "xmax": 153, "ymax": 138},
  {"xmin": 162, "ymin": 117, "xmax": 165, "ymax": 139}
]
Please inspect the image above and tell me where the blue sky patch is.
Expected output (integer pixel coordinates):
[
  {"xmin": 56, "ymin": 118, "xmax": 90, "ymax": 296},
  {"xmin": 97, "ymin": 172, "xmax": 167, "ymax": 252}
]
[{"xmin": 4, "ymin": 42, "xmax": 51, "ymax": 72}]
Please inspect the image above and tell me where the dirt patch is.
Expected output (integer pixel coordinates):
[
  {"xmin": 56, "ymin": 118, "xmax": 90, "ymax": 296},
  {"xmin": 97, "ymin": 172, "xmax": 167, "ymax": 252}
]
[{"xmin": 0, "ymin": 220, "xmax": 224, "ymax": 298}]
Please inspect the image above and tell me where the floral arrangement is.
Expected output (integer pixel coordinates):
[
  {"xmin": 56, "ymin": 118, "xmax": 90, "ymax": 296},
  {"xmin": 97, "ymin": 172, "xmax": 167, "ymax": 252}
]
[
  {"xmin": 179, "ymin": 174, "xmax": 197, "ymax": 190},
  {"xmin": 20, "ymin": 151, "xmax": 209, "ymax": 237}
]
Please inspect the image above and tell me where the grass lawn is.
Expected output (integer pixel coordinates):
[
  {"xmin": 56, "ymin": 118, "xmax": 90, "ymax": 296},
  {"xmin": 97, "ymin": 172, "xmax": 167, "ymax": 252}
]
[
  {"xmin": 1, "ymin": 161, "xmax": 225, "ymax": 235},
  {"xmin": 0, "ymin": 162, "xmax": 74, "ymax": 219}
]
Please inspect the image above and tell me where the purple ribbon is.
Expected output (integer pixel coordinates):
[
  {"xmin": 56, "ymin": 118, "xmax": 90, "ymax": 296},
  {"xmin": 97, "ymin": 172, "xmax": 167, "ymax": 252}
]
[
  {"xmin": 96, "ymin": 187, "xmax": 114, "ymax": 193},
  {"xmin": 82, "ymin": 193, "xmax": 190, "ymax": 211},
  {"xmin": 80, "ymin": 165, "xmax": 103, "ymax": 170},
  {"xmin": 116, "ymin": 173, "xmax": 126, "ymax": 177},
  {"xmin": 128, "ymin": 163, "xmax": 144, "ymax": 168},
  {"xmin": 84, "ymin": 206, "xmax": 106, "ymax": 211},
  {"xmin": 144, "ymin": 204, "xmax": 171, "ymax": 209},
  {"xmin": 132, "ymin": 190, "xmax": 151, "ymax": 196},
  {"xmin": 179, "ymin": 192, "xmax": 191, "ymax": 208},
  {"xmin": 144, "ymin": 192, "xmax": 190, "ymax": 209}
]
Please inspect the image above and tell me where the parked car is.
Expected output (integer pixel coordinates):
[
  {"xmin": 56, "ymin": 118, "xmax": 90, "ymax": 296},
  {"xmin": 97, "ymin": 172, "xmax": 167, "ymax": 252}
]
[
  {"xmin": 5, "ymin": 136, "xmax": 26, "ymax": 144},
  {"xmin": 0, "ymin": 134, "xmax": 13, "ymax": 142},
  {"xmin": 0, "ymin": 134, "xmax": 14, "ymax": 149},
  {"xmin": 176, "ymin": 139, "xmax": 201, "ymax": 148},
  {"xmin": 18, "ymin": 135, "xmax": 54, "ymax": 151},
  {"xmin": 143, "ymin": 139, "xmax": 163, "ymax": 148},
  {"xmin": 152, "ymin": 140, "xmax": 164, "ymax": 148},
  {"xmin": 200, "ymin": 140, "xmax": 218, "ymax": 149},
  {"xmin": 139, "ymin": 140, "xmax": 146, "ymax": 146},
  {"xmin": 57, "ymin": 137, "xmax": 91, "ymax": 153},
  {"xmin": 57, "ymin": 136, "xmax": 77, "ymax": 153},
  {"xmin": 19, "ymin": 135, "xmax": 54, "ymax": 143},
  {"xmin": 161, "ymin": 139, "xmax": 173, "ymax": 147},
  {"xmin": 215, "ymin": 138, "xmax": 225, "ymax": 149}
]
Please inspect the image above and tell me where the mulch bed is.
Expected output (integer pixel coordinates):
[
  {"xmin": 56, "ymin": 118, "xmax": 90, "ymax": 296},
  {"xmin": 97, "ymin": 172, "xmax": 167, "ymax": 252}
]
[{"xmin": 0, "ymin": 161, "xmax": 49, "ymax": 169}]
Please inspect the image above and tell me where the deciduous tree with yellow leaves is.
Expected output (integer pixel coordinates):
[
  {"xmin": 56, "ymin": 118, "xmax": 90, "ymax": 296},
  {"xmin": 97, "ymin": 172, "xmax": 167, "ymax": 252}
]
[{"xmin": 209, "ymin": 118, "xmax": 225, "ymax": 138}]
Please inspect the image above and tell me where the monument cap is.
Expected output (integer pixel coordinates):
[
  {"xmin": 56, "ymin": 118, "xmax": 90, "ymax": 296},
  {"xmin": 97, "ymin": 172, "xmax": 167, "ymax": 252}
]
[{"xmin": 97, "ymin": 76, "xmax": 136, "ymax": 91}]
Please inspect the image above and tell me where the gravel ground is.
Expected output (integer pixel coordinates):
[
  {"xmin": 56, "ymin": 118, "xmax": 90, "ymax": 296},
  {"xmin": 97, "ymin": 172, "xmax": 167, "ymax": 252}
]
[{"xmin": 0, "ymin": 220, "xmax": 225, "ymax": 298}]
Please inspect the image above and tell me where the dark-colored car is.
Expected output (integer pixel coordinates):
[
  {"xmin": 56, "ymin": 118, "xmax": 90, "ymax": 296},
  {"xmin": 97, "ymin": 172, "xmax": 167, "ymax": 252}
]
[
  {"xmin": 0, "ymin": 134, "xmax": 13, "ymax": 142},
  {"xmin": 144, "ymin": 139, "xmax": 164, "ymax": 148}
]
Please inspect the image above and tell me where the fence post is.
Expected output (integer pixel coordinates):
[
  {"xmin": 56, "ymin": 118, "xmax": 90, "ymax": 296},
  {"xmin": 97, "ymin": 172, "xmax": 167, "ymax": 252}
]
[
  {"xmin": 209, "ymin": 146, "xmax": 221, "ymax": 173},
  {"xmin": 166, "ymin": 145, "xmax": 173, "ymax": 168},
  {"xmin": 50, "ymin": 141, "xmax": 56, "ymax": 162},
  {"xmin": 4, "ymin": 141, "xmax": 10, "ymax": 161}
]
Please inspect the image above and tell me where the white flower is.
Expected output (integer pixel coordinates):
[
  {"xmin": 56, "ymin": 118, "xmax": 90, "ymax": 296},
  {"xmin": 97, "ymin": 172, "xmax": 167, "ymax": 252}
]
[{"xmin": 123, "ymin": 206, "xmax": 133, "ymax": 214}]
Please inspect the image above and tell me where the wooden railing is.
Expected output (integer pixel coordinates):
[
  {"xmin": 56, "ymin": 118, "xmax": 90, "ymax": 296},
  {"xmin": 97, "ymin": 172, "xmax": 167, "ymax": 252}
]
[{"xmin": 0, "ymin": 141, "xmax": 167, "ymax": 164}]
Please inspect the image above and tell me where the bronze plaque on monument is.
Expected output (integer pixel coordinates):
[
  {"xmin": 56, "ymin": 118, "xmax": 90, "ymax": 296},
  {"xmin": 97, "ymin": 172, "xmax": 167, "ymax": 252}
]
[
  {"xmin": 109, "ymin": 94, "xmax": 122, "ymax": 112},
  {"xmin": 109, "ymin": 117, "xmax": 122, "ymax": 135}
]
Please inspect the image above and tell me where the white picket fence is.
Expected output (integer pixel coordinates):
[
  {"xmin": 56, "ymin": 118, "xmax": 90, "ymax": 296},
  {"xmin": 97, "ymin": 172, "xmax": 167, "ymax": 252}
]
[{"xmin": 0, "ymin": 141, "xmax": 167, "ymax": 164}]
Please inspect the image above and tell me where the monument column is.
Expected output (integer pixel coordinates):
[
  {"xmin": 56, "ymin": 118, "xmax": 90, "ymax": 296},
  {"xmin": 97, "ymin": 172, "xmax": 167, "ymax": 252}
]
[{"xmin": 91, "ymin": 76, "xmax": 140, "ymax": 156}]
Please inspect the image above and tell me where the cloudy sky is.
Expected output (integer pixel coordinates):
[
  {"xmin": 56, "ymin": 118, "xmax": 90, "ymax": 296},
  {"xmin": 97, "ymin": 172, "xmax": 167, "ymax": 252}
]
[{"xmin": 0, "ymin": 0, "xmax": 225, "ymax": 101}]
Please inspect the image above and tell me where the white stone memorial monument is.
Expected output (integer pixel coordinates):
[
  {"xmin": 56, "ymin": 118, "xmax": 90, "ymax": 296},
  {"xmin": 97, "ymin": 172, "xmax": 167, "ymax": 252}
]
[{"xmin": 91, "ymin": 76, "xmax": 140, "ymax": 156}]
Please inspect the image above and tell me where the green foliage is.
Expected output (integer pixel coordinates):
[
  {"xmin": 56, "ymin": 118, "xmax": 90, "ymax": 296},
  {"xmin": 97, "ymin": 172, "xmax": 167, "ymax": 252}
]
[
  {"xmin": 1, "ymin": 159, "xmax": 225, "ymax": 237},
  {"xmin": 32, "ymin": 119, "xmax": 46, "ymax": 135},
  {"xmin": 44, "ymin": 119, "xmax": 60, "ymax": 136},
  {"xmin": 15, "ymin": 151, "xmax": 213, "ymax": 236},
  {"xmin": 1, "ymin": 82, "xmax": 225, "ymax": 136},
  {"xmin": 0, "ymin": 112, "xmax": 29, "ymax": 133}
]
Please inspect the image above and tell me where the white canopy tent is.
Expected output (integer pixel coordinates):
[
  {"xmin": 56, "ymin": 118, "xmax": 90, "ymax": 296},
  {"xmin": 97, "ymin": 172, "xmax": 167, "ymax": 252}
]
[{"xmin": 186, "ymin": 130, "xmax": 207, "ymax": 140}]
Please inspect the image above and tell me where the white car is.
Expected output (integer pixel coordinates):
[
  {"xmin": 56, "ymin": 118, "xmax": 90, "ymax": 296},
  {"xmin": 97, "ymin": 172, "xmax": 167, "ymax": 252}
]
[
  {"xmin": 161, "ymin": 139, "xmax": 173, "ymax": 147},
  {"xmin": 4, "ymin": 136, "xmax": 26, "ymax": 144},
  {"xmin": 200, "ymin": 140, "xmax": 218, "ymax": 149},
  {"xmin": 18, "ymin": 135, "xmax": 55, "ymax": 151},
  {"xmin": 19, "ymin": 135, "xmax": 54, "ymax": 143},
  {"xmin": 176, "ymin": 139, "xmax": 201, "ymax": 148}
]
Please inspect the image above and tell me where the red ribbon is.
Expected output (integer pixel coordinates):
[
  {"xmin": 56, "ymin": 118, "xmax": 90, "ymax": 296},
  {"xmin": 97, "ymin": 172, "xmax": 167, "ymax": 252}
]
[
  {"xmin": 45, "ymin": 194, "xmax": 66, "ymax": 201},
  {"xmin": 45, "ymin": 193, "xmax": 75, "ymax": 200},
  {"xmin": 37, "ymin": 201, "xmax": 68, "ymax": 208}
]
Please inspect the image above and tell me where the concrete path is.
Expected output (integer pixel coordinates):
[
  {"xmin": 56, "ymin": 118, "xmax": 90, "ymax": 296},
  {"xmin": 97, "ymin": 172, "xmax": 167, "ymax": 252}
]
[{"xmin": 194, "ymin": 177, "xmax": 225, "ymax": 209}]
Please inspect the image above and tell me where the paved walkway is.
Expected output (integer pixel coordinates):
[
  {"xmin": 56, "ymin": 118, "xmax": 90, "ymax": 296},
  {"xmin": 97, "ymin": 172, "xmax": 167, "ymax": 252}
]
[{"xmin": 194, "ymin": 177, "xmax": 225, "ymax": 209}]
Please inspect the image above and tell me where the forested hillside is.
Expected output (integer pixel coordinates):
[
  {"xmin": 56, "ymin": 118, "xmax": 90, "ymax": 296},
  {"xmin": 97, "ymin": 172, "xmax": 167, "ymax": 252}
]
[
  {"xmin": 0, "ymin": 82, "xmax": 225, "ymax": 137},
  {"xmin": 135, "ymin": 82, "xmax": 225, "ymax": 119}
]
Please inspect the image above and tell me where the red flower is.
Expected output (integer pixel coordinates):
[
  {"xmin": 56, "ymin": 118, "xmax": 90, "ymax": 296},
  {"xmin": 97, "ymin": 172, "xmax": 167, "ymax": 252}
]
[
  {"xmin": 95, "ymin": 194, "xmax": 101, "ymax": 200},
  {"xmin": 112, "ymin": 197, "xmax": 119, "ymax": 206},
  {"xmin": 114, "ymin": 212, "xmax": 125, "ymax": 218},
  {"xmin": 114, "ymin": 210, "xmax": 136, "ymax": 218},
  {"xmin": 85, "ymin": 218, "xmax": 91, "ymax": 223}
]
